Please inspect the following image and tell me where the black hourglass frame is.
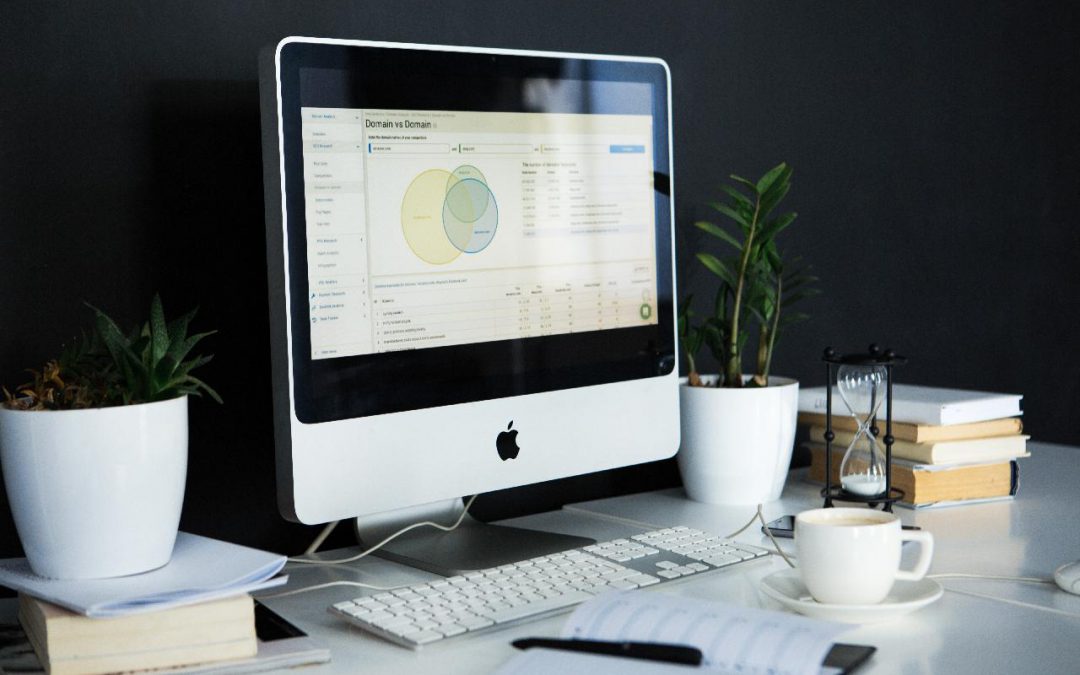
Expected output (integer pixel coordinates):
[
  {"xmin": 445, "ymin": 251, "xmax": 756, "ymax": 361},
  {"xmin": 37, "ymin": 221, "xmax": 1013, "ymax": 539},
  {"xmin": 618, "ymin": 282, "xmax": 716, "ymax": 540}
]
[{"xmin": 822, "ymin": 345, "xmax": 908, "ymax": 511}]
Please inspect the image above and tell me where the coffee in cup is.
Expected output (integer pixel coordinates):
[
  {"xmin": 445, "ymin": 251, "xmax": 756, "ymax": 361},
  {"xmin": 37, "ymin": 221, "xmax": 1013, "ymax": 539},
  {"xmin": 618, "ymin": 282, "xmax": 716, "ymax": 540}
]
[{"xmin": 794, "ymin": 507, "xmax": 933, "ymax": 605}]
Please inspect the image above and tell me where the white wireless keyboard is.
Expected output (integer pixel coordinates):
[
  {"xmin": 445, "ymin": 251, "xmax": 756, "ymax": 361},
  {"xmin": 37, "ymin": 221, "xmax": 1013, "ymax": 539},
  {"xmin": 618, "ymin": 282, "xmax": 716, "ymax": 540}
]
[{"xmin": 329, "ymin": 526, "xmax": 770, "ymax": 649}]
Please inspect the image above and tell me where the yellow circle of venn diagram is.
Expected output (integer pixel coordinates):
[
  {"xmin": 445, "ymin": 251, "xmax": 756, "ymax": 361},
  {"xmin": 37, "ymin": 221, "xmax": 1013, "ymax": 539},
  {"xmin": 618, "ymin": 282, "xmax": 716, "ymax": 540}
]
[{"xmin": 401, "ymin": 166, "xmax": 498, "ymax": 265}]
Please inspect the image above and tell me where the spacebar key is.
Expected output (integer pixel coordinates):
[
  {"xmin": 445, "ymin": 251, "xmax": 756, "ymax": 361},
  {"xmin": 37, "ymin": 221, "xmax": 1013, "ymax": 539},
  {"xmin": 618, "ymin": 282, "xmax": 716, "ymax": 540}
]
[{"xmin": 480, "ymin": 591, "xmax": 593, "ymax": 624}]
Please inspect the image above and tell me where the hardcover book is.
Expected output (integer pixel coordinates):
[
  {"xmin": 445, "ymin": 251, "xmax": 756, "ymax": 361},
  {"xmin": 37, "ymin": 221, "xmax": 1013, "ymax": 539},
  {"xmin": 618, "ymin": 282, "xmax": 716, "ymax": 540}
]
[
  {"xmin": 797, "ymin": 412, "xmax": 1022, "ymax": 443},
  {"xmin": 18, "ymin": 594, "xmax": 256, "ymax": 675},
  {"xmin": 798, "ymin": 384, "xmax": 1022, "ymax": 426},
  {"xmin": 806, "ymin": 443, "xmax": 1019, "ymax": 507},
  {"xmin": 807, "ymin": 426, "xmax": 1029, "ymax": 464}
]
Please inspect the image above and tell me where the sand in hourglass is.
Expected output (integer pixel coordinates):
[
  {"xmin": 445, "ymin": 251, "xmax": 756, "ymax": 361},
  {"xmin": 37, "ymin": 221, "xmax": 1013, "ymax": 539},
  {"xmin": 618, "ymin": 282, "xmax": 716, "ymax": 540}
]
[{"xmin": 842, "ymin": 473, "xmax": 887, "ymax": 496}]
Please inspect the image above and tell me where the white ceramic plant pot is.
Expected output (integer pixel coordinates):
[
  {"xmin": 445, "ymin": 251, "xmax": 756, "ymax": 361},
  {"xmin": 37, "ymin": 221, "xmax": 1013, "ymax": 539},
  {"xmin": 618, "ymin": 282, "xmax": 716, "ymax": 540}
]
[
  {"xmin": 677, "ymin": 376, "xmax": 798, "ymax": 505},
  {"xmin": 0, "ymin": 396, "xmax": 187, "ymax": 579}
]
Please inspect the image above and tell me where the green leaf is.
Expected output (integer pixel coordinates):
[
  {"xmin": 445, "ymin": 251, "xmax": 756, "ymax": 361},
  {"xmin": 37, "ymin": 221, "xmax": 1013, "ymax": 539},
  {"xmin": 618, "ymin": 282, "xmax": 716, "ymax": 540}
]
[
  {"xmin": 166, "ymin": 307, "xmax": 198, "ymax": 355},
  {"xmin": 729, "ymin": 174, "xmax": 758, "ymax": 193},
  {"xmin": 708, "ymin": 202, "xmax": 751, "ymax": 230},
  {"xmin": 167, "ymin": 330, "xmax": 216, "ymax": 365},
  {"xmin": 759, "ymin": 180, "xmax": 791, "ymax": 219},
  {"xmin": 696, "ymin": 253, "xmax": 737, "ymax": 288},
  {"xmin": 694, "ymin": 221, "xmax": 743, "ymax": 251},
  {"xmin": 184, "ymin": 375, "xmax": 222, "ymax": 404},
  {"xmin": 719, "ymin": 184, "xmax": 753, "ymax": 211},
  {"xmin": 149, "ymin": 295, "xmax": 169, "ymax": 364},
  {"xmin": 759, "ymin": 212, "xmax": 797, "ymax": 242},
  {"xmin": 765, "ymin": 244, "xmax": 783, "ymax": 274},
  {"xmin": 756, "ymin": 162, "xmax": 789, "ymax": 194}
]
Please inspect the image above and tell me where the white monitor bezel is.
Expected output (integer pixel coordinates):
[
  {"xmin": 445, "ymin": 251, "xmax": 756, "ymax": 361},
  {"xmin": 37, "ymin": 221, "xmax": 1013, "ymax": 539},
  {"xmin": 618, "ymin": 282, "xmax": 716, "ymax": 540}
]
[{"xmin": 263, "ymin": 37, "xmax": 679, "ymax": 524}]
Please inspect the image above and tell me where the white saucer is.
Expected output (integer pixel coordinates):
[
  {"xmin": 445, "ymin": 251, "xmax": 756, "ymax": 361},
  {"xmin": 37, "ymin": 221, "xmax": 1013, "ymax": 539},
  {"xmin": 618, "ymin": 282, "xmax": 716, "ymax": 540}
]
[{"xmin": 759, "ymin": 569, "xmax": 943, "ymax": 623}]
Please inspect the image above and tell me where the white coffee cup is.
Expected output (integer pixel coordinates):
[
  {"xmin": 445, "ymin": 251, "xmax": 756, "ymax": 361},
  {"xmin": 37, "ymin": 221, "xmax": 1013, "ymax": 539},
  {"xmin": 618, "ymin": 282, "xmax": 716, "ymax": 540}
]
[{"xmin": 794, "ymin": 507, "xmax": 934, "ymax": 605}]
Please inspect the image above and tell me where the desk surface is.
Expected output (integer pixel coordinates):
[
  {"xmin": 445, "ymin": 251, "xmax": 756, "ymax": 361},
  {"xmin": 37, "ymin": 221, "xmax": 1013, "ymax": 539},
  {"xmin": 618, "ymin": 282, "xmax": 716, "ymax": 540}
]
[{"xmin": 256, "ymin": 441, "xmax": 1080, "ymax": 674}]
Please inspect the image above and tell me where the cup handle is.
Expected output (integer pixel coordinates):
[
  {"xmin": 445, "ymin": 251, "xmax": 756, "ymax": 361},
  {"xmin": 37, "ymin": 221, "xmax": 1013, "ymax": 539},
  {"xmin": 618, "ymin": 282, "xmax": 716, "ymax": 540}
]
[{"xmin": 895, "ymin": 530, "xmax": 934, "ymax": 581}]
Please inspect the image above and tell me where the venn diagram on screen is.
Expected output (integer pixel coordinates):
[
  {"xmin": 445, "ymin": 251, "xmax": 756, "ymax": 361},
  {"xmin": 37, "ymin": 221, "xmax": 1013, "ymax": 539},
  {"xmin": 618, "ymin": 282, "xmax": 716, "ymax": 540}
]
[{"xmin": 401, "ymin": 165, "xmax": 499, "ymax": 265}]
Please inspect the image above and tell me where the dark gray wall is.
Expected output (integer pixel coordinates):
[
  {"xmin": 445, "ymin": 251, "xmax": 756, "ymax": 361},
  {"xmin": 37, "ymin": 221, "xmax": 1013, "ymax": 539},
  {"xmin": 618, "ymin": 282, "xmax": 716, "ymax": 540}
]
[{"xmin": 2, "ymin": 1, "xmax": 1078, "ymax": 558}]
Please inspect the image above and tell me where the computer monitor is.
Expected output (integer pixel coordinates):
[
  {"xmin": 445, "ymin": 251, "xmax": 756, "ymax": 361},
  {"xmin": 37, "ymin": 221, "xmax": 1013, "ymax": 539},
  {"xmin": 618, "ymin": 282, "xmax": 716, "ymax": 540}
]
[{"xmin": 259, "ymin": 37, "xmax": 677, "ymax": 574}]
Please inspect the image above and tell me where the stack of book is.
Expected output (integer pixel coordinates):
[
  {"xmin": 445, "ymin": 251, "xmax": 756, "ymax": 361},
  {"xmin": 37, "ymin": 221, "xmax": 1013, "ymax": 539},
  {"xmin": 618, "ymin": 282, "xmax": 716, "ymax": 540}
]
[
  {"xmin": 798, "ymin": 384, "xmax": 1027, "ymax": 508},
  {"xmin": 0, "ymin": 533, "xmax": 319, "ymax": 675}
]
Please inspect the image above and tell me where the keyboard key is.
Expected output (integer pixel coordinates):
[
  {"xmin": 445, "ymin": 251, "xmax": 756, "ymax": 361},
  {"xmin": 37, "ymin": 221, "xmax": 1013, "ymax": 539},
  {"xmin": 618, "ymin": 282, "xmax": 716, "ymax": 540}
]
[
  {"xmin": 481, "ymin": 590, "xmax": 592, "ymax": 624},
  {"xmin": 402, "ymin": 629, "xmax": 443, "ymax": 645}
]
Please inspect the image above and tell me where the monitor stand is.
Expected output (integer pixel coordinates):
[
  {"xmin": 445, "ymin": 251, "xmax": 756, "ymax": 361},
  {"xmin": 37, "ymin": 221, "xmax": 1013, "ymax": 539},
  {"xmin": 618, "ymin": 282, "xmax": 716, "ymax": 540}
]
[{"xmin": 354, "ymin": 498, "xmax": 595, "ymax": 576}]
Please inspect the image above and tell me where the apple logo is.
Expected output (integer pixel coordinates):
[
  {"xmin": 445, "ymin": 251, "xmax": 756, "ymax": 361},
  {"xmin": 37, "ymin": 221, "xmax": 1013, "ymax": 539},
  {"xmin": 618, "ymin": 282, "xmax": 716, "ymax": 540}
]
[{"xmin": 496, "ymin": 421, "xmax": 520, "ymax": 461}]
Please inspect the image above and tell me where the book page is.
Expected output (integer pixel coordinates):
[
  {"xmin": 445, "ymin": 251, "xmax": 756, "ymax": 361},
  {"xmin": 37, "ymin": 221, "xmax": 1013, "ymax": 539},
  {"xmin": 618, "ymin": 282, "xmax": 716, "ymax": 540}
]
[
  {"xmin": 561, "ymin": 592, "xmax": 846, "ymax": 675},
  {"xmin": 0, "ymin": 533, "xmax": 286, "ymax": 617}
]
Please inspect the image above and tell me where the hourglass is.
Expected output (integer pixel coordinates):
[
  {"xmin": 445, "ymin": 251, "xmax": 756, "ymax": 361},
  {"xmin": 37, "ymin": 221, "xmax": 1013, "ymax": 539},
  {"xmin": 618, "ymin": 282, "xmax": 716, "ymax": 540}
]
[
  {"xmin": 821, "ymin": 346, "xmax": 906, "ymax": 510},
  {"xmin": 837, "ymin": 364, "xmax": 888, "ymax": 496}
]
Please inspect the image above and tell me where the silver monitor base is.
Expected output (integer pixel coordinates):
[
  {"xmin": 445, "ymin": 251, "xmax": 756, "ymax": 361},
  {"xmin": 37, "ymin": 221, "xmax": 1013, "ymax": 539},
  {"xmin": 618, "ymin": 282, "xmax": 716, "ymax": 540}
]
[{"xmin": 354, "ymin": 498, "xmax": 595, "ymax": 577}]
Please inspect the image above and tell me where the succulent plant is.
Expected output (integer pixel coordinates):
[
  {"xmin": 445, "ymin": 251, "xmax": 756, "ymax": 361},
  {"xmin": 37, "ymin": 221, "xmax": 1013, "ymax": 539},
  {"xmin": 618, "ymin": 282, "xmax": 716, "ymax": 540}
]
[{"xmin": 3, "ymin": 295, "xmax": 220, "ymax": 410}]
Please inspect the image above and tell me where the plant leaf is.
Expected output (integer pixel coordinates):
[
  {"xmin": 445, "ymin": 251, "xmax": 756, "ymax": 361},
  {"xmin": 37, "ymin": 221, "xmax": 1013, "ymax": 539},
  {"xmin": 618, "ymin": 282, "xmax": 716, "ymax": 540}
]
[
  {"xmin": 696, "ymin": 253, "xmax": 737, "ymax": 288},
  {"xmin": 708, "ymin": 202, "xmax": 751, "ymax": 230},
  {"xmin": 756, "ymin": 162, "xmax": 789, "ymax": 194},
  {"xmin": 759, "ymin": 180, "xmax": 791, "ymax": 219},
  {"xmin": 719, "ymin": 184, "xmax": 753, "ymax": 211},
  {"xmin": 729, "ymin": 174, "xmax": 758, "ymax": 193},
  {"xmin": 149, "ymin": 294, "xmax": 169, "ymax": 364},
  {"xmin": 694, "ymin": 221, "xmax": 743, "ymax": 251}
]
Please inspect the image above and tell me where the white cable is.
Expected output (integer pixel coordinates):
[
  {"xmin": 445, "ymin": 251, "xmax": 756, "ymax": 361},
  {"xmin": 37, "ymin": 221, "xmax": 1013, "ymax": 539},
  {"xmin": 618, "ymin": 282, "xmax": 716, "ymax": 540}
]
[
  {"xmin": 929, "ymin": 573, "xmax": 1054, "ymax": 585},
  {"xmin": 256, "ymin": 579, "xmax": 399, "ymax": 600},
  {"xmin": 287, "ymin": 494, "xmax": 479, "ymax": 566},
  {"xmin": 723, "ymin": 509, "xmax": 761, "ymax": 539},
  {"xmin": 722, "ymin": 506, "xmax": 795, "ymax": 567},
  {"xmin": 304, "ymin": 520, "xmax": 341, "ymax": 555},
  {"xmin": 940, "ymin": 586, "xmax": 1080, "ymax": 619},
  {"xmin": 756, "ymin": 504, "xmax": 796, "ymax": 568}
]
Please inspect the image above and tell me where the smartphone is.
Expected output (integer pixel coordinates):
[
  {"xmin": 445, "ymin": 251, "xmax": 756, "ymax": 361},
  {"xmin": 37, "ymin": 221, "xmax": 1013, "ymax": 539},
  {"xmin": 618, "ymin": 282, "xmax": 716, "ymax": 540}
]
[
  {"xmin": 761, "ymin": 515, "xmax": 921, "ymax": 539},
  {"xmin": 761, "ymin": 515, "xmax": 795, "ymax": 539}
]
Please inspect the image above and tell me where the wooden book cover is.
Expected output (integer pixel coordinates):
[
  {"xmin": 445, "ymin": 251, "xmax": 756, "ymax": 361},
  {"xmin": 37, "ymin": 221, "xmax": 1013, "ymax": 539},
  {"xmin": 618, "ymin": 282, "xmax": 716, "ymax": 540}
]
[
  {"xmin": 18, "ymin": 594, "xmax": 256, "ymax": 675},
  {"xmin": 797, "ymin": 413, "xmax": 1022, "ymax": 443},
  {"xmin": 806, "ymin": 444, "xmax": 1018, "ymax": 505},
  {"xmin": 806, "ymin": 426, "xmax": 1029, "ymax": 464}
]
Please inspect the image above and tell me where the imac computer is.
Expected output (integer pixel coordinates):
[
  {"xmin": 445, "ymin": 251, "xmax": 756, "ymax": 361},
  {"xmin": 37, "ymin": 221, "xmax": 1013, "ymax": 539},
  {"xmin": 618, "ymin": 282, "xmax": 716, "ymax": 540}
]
[{"xmin": 259, "ymin": 37, "xmax": 677, "ymax": 575}]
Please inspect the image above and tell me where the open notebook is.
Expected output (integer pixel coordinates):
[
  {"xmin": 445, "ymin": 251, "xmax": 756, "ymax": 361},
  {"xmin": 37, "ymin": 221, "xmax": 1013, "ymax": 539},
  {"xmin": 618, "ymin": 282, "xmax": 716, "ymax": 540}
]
[{"xmin": 497, "ymin": 591, "xmax": 866, "ymax": 675}]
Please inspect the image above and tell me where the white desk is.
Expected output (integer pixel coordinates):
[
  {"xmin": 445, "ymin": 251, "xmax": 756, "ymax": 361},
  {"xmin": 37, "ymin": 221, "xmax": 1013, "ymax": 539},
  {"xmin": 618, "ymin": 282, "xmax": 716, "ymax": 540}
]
[
  {"xmin": 5, "ymin": 444, "xmax": 1074, "ymax": 673},
  {"xmin": 256, "ymin": 441, "xmax": 1080, "ymax": 674}
]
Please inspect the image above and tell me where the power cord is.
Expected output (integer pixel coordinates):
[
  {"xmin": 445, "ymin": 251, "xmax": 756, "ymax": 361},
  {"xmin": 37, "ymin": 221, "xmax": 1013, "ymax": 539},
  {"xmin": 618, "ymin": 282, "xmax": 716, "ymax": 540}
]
[
  {"xmin": 719, "ymin": 504, "xmax": 795, "ymax": 568},
  {"xmin": 928, "ymin": 573, "xmax": 1053, "ymax": 585},
  {"xmin": 258, "ymin": 579, "xmax": 398, "ymax": 599},
  {"xmin": 755, "ymin": 505, "xmax": 795, "ymax": 568},
  {"xmin": 257, "ymin": 495, "xmax": 481, "ymax": 601},
  {"xmin": 287, "ymin": 494, "xmax": 479, "ymax": 567}
]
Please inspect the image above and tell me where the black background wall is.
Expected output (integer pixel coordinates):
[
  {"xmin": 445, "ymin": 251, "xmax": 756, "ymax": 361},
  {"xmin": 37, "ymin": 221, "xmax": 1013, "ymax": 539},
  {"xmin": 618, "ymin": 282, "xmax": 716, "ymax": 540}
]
[{"xmin": 2, "ymin": 1, "xmax": 1078, "ymax": 559}]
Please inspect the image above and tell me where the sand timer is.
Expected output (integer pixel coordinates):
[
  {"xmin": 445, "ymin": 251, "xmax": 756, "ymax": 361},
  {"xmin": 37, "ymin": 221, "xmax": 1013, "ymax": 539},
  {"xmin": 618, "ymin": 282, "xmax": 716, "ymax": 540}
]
[
  {"xmin": 821, "ymin": 346, "xmax": 906, "ymax": 510},
  {"xmin": 837, "ymin": 364, "xmax": 888, "ymax": 496}
]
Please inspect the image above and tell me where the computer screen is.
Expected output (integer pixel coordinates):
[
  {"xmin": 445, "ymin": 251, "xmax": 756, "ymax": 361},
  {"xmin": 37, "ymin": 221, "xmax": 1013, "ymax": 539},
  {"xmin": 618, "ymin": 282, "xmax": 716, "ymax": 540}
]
[{"xmin": 260, "ymin": 38, "xmax": 678, "ymax": 545}]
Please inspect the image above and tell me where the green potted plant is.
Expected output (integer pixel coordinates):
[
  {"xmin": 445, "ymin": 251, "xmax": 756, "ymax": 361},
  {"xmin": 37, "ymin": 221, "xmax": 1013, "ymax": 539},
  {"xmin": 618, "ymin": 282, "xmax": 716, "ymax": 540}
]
[
  {"xmin": 0, "ymin": 295, "xmax": 219, "ymax": 579},
  {"xmin": 677, "ymin": 162, "xmax": 818, "ymax": 504}
]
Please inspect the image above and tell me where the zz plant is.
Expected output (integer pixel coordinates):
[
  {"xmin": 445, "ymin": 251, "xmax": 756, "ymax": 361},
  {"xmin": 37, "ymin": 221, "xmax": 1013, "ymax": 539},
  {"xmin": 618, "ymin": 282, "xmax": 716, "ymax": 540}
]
[
  {"xmin": 3, "ymin": 295, "xmax": 220, "ymax": 410},
  {"xmin": 680, "ymin": 162, "xmax": 818, "ymax": 388}
]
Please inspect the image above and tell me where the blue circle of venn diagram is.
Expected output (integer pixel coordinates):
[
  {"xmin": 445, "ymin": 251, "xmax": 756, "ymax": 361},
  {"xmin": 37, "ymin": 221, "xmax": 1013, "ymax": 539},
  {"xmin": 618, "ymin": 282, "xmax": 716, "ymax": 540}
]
[{"xmin": 442, "ymin": 166, "xmax": 498, "ymax": 254}]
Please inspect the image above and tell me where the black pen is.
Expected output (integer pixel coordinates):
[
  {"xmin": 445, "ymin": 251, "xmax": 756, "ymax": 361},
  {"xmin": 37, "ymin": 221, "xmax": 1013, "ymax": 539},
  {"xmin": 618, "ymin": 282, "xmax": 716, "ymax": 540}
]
[{"xmin": 512, "ymin": 637, "xmax": 703, "ymax": 666}]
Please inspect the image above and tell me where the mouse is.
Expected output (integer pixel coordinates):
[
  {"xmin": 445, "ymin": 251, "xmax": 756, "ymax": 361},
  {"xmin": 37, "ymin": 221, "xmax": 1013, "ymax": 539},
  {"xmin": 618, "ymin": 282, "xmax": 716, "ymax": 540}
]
[{"xmin": 1054, "ymin": 560, "xmax": 1080, "ymax": 594}]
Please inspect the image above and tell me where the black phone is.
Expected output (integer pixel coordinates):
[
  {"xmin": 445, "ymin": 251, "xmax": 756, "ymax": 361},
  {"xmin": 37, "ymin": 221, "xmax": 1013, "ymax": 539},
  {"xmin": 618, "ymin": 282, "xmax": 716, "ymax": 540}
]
[
  {"xmin": 761, "ymin": 515, "xmax": 921, "ymax": 539},
  {"xmin": 761, "ymin": 515, "xmax": 795, "ymax": 538}
]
